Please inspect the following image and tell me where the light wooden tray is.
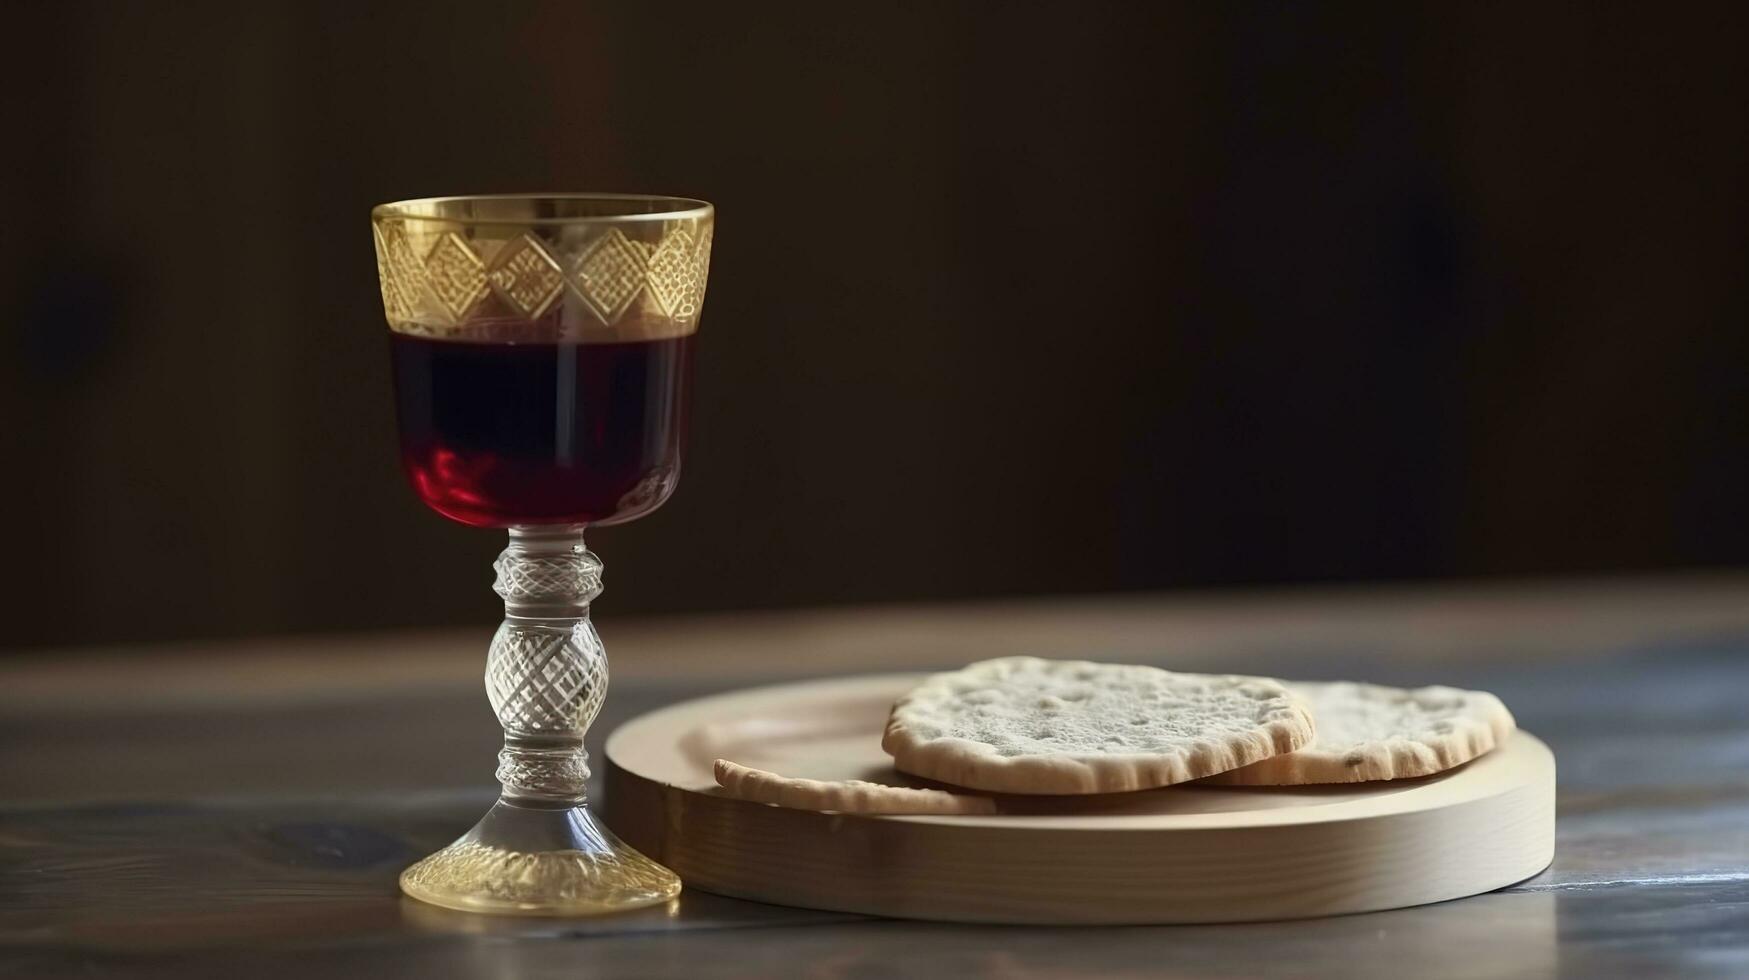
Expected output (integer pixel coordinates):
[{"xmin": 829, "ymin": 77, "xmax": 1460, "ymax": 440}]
[{"xmin": 603, "ymin": 673, "xmax": 1555, "ymax": 924}]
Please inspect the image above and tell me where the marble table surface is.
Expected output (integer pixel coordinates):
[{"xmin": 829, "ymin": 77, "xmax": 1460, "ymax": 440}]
[{"xmin": 2, "ymin": 574, "xmax": 1746, "ymax": 978}]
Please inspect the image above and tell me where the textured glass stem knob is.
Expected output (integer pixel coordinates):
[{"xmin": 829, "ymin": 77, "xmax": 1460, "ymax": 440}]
[
  {"xmin": 398, "ymin": 526, "xmax": 681, "ymax": 915},
  {"xmin": 486, "ymin": 526, "xmax": 607, "ymax": 803}
]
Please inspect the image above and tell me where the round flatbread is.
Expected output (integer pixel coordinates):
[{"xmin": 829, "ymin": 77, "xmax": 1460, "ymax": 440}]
[
  {"xmin": 713, "ymin": 759, "xmax": 998, "ymax": 815},
  {"xmin": 881, "ymin": 656, "xmax": 1315, "ymax": 795},
  {"xmin": 1203, "ymin": 680, "xmax": 1516, "ymax": 785}
]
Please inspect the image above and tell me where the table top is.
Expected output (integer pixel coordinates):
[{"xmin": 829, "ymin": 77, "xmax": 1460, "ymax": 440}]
[{"xmin": 3, "ymin": 573, "xmax": 1747, "ymax": 979}]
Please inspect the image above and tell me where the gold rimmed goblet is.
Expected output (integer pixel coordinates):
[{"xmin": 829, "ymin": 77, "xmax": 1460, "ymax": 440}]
[{"xmin": 371, "ymin": 194, "xmax": 712, "ymax": 914}]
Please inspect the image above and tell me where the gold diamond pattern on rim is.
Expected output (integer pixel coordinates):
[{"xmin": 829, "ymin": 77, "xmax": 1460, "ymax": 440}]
[
  {"xmin": 488, "ymin": 235, "xmax": 566, "ymax": 319},
  {"xmin": 692, "ymin": 226, "xmax": 713, "ymax": 317},
  {"xmin": 372, "ymin": 225, "xmax": 414, "ymax": 322},
  {"xmin": 423, "ymin": 232, "xmax": 490, "ymax": 321},
  {"xmin": 374, "ymin": 220, "xmax": 425, "ymax": 324},
  {"xmin": 572, "ymin": 228, "xmax": 652, "ymax": 324},
  {"xmin": 373, "ymin": 203, "xmax": 710, "ymax": 340},
  {"xmin": 646, "ymin": 227, "xmax": 708, "ymax": 322}
]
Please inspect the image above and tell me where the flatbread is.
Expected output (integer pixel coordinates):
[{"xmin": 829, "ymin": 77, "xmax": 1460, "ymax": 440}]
[
  {"xmin": 881, "ymin": 656, "xmax": 1315, "ymax": 795},
  {"xmin": 1203, "ymin": 680, "xmax": 1516, "ymax": 785},
  {"xmin": 713, "ymin": 759, "xmax": 998, "ymax": 815}
]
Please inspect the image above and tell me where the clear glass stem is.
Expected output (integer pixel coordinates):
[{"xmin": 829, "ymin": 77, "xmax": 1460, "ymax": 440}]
[{"xmin": 398, "ymin": 526, "xmax": 681, "ymax": 915}]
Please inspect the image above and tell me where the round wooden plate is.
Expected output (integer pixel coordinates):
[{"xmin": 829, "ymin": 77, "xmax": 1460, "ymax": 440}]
[{"xmin": 602, "ymin": 673, "xmax": 1555, "ymax": 924}]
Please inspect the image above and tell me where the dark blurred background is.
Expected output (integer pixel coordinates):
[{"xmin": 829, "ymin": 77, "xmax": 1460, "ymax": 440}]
[{"xmin": 2, "ymin": 2, "xmax": 1744, "ymax": 651}]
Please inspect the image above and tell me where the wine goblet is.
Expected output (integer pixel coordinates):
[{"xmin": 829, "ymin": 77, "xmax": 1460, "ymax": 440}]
[{"xmin": 371, "ymin": 193, "xmax": 712, "ymax": 914}]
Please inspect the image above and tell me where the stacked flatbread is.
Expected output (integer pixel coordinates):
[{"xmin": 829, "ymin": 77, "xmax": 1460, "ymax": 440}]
[{"xmin": 714, "ymin": 656, "xmax": 1516, "ymax": 813}]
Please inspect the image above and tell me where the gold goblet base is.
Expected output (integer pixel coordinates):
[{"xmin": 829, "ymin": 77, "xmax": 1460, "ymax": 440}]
[{"xmin": 399, "ymin": 798, "xmax": 680, "ymax": 916}]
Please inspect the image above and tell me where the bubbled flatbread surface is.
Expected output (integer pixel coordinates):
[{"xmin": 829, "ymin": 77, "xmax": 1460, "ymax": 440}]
[
  {"xmin": 881, "ymin": 657, "xmax": 1315, "ymax": 794},
  {"xmin": 1203, "ymin": 680, "xmax": 1516, "ymax": 785}
]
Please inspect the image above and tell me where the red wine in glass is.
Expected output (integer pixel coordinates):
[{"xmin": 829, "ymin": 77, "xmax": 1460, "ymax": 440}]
[{"xmin": 390, "ymin": 333, "xmax": 694, "ymax": 527}]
